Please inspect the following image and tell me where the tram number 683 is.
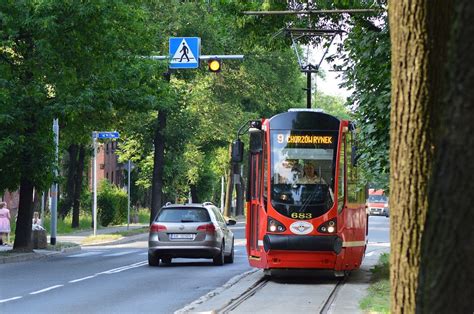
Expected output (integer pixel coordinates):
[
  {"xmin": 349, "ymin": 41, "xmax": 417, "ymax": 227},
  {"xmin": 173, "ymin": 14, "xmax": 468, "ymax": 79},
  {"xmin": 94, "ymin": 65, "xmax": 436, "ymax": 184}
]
[{"xmin": 291, "ymin": 213, "xmax": 312, "ymax": 219}]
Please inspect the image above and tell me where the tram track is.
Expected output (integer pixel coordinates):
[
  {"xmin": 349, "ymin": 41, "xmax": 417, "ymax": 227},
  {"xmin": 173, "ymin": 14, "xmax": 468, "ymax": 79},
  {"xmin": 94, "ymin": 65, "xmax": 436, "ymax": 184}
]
[
  {"xmin": 219, "ymin": 276, "xmax": 270, "ymax": 313},
  {"xmin": 319, "ymin": 277, "xmax": 346, "ymax": 314},
  {"xmin": 217, "ymin": 272, "xmax": 347, "ymax": 314}
]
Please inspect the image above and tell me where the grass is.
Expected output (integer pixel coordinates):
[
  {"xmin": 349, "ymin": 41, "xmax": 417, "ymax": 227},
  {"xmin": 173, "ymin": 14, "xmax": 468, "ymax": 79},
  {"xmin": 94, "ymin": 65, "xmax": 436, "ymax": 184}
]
[
  {"xmin": 360, "ymin": 253, "xmax": 390, "ymax": 313},
  {"xmin": 81, "ymin": 226, "xmax": 149, "ymax": 245},
  {"xmin": 81, "ymin": 234, "xmax": 122, "ymax": 245}
]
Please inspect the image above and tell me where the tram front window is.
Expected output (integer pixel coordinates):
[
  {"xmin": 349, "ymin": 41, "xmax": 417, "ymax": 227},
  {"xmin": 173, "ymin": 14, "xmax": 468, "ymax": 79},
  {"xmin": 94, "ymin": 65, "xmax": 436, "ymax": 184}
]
[{"xmin": 270, "ymin": 130, "xmax": 337, "ymax": 219}]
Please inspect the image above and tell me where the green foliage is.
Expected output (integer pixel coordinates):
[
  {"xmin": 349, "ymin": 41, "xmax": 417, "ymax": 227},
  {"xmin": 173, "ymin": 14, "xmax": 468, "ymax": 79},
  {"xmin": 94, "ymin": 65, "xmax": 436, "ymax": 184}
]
[
  {"xmin": 43, "ymin": 213, "xmax": 93, "ymax": 234},
  {"xmin": 115, "ymin": 1, "xmax": 306, "ymax": 204},
  {"xmin": 313, "ymin": 92, "xmax": 352, "ymax": 120},
  {"xmin": 97, "ymin": 180, "xmax": 128, "ymax": 227},
  {"xmin": 341, "ymin": 14, "xmax": 391, "ymax": 189}
]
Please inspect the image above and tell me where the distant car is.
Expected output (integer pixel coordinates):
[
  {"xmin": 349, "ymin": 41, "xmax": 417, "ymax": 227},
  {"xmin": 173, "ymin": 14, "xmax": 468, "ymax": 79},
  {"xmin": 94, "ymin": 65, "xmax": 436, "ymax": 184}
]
[
  {"xmin": 366, "ymin": 194, "xmax": 389, "ymax": 217},
  {"xmin": 148, "ymin": 202, "xmax": 236, "ymax": 266}
]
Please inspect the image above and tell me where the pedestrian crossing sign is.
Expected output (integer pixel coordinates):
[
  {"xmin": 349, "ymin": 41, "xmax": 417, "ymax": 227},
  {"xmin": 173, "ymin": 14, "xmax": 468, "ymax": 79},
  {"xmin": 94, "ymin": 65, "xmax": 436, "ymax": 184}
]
[{"xmin": 169, "ymin": 37, "xmax": 200, "ymax": 69}]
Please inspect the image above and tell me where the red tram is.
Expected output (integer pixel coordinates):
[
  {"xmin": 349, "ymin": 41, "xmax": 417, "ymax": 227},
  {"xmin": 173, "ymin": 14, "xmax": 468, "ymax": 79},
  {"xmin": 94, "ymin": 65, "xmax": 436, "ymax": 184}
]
[{"xmin": 232, "ymin": 109, "xmax": 368, "ymax": 275}]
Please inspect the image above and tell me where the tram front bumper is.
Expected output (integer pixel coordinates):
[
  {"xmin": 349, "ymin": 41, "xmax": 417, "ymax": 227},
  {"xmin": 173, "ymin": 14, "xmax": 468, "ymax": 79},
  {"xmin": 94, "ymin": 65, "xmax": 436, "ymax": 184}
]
[{"xmin": 263, "ymin": 234, "xmax": 342, "ymax": 254}]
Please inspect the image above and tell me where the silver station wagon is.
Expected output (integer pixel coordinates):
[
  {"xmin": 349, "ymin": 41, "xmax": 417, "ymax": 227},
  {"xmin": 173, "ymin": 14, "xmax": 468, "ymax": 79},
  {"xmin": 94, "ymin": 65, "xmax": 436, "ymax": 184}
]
[{"xmin": 148, "ymin": 203, "xmax": 236, "ymax": 266}]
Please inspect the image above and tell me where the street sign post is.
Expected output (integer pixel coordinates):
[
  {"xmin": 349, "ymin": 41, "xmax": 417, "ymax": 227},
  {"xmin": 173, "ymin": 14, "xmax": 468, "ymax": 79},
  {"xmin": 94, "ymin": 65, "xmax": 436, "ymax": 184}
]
[
  {"xmin": 96, "ymin": 131, "xmax": 120, "ymax": 139},
  {"xmin": 92, "ymin": 131, "xmax": 120, "ymax": 236},
  {"xmin": 169, "ymin": 37, "xmax": 201, "ymax": 69}
]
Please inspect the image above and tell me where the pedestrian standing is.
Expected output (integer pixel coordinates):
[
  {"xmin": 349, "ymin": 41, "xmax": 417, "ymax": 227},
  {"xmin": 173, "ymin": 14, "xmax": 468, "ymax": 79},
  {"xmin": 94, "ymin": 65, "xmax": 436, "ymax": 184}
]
[{"xmin": 0, "ymin": 201, "xmax": 11, "ymax": 245}]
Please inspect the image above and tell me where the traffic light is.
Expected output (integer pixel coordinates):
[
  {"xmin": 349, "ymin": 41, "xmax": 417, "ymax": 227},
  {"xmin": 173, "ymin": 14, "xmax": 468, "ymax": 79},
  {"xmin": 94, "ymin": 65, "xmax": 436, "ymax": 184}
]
[{"xmin": 208, "ymin": 58, "xmax": 221, "ymax": 73}]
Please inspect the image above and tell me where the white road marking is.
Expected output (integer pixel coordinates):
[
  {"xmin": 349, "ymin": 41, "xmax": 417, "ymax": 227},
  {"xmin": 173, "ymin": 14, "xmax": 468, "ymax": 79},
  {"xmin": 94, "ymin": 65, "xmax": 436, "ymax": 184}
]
[
  {"xmin": 69, "ymin": 275, "xmax": 96, "ymax": 283},
  {"xmin": 29, "ymin": 285, "xmax": 64, "ymax": 295},
  {"xmin": 0, "ymin": 296, "xmax": 22, "ymax": 303},
  {"xmin": 103, "ymin": 250, "xmax": 138, "ymax": 257},
  {"xmin": 97, "ymin": 261, "xmax": 148, "ymax": 274},
  {"xmin": 67, "ymin": 251, "xmax": 105, "ymax": 258},
  {"xmin": 365, "ymin": 251, "xmax": 375, "ymax": 257}
]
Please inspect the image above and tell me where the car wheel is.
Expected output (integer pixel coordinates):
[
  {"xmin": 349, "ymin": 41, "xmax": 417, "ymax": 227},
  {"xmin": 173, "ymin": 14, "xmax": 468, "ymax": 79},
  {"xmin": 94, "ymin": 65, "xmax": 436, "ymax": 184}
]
[
  {"xmin": 161, "ymin": 257, "xmax": 172, "ymax": 264},
  {"xmin": 213, "ymin": 242, "xmax": 225, "ymax": 266},
  {"xmin": 148, "ymin": 253, "xmax": 160, "ymax": 267},
  {"xmin": 224, "ymin": 238, "xmax": 234, "ymax": 264}
]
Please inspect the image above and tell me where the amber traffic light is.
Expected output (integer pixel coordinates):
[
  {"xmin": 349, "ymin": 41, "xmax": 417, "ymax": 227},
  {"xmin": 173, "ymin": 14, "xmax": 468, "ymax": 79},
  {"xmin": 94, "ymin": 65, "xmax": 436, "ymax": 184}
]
[{"xmin": 208, "ymin": 58, "xmax": 221, "ymax": 72}]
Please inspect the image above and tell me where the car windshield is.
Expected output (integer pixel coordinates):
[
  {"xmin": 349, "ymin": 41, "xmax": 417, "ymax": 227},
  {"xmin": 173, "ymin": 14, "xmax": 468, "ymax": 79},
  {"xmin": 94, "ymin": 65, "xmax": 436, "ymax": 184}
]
[
  {"xmin": 157, "ymin": 208, "xmax": 210, "ymax": 223},
  {"xmin": 368, "ymin": 195, "xmax": 388, "ymax": 203},
  {"xmin": 270, "ymin": 130, "xmax": 337, "ymax": 219}
]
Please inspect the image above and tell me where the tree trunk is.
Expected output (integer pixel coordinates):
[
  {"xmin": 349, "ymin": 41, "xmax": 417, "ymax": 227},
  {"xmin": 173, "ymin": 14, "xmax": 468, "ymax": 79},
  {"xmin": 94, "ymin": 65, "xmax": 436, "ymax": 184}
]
[
  {"xmin": 190, "ymin": 184, "xmax": 199, "ymax": 203},
  {"xmin": 60, "ymin": 144, "xmax": 78, "ymax": 219},
  {"xmin": 71, "ymin": 145, "xmax": 85, "ymax": 228},
  {"xmin": 417, "ymin": 1, "xmax": 474, "ymax": 312},
  {"xmin": 13, "ymin": 177, "xmax": 34, "ymax": 251},
  {"xmin": 150, "ymin": 109, "xmax": 167, "ymax": 224},
  {"xmin": 224, "ymin": 168, "xmax": 233, "ymax": 218},
  {"xmin": 388, "ymin": 1, "xmax": 452, "ymax": 312}
]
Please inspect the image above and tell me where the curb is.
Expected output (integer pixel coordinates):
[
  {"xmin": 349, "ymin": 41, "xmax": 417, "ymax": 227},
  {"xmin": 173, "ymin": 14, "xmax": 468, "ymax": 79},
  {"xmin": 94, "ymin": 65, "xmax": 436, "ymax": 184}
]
[
  {"xmin": 0, "ymin": 245, "xmax": 81, "ymax": 264},
  {"xmin": 81, "ymin": 233, "xmax": 148, "ymax": 247}
]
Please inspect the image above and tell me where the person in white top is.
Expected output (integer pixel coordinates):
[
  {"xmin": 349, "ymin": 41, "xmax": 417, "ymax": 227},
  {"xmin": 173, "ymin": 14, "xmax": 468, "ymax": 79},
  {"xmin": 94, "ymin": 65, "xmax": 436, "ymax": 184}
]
[
  {"xmin": 298, "ymin": 161, "xmax": 326, "ymax": 184},
  {"xmin": 0, "ymin": 202, "xmax": 11, "ymax": 245},
  {"xmin": 32, "ymin": 211, "xmax": 42, "ymax": 226}
]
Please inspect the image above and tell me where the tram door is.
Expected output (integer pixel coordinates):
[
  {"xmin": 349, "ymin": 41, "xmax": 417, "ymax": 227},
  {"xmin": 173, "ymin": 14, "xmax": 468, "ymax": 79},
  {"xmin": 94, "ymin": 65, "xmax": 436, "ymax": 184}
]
[
  {"xmin": 248, "ymin": 130, "xmax": 264, "ymax": 258},
  {"xmin": 248, "ymin": 153, "xmax": 261, "ymax": 256}
]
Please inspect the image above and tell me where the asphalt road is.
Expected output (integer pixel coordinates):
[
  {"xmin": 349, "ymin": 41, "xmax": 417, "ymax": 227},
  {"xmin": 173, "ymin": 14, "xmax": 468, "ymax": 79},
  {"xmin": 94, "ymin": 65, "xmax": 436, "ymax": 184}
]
[
  {"xmin": 1, "ymin": 218, "xmax": 389, "ymax": 314},
  {"xmin": 0, "ymin": 223, "xmax": 250, "ymax": 314}
]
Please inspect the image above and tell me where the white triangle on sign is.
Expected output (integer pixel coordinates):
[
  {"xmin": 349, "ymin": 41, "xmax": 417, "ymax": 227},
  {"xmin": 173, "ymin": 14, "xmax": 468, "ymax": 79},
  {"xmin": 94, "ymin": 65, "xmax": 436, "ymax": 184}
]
[{"xmin": 171, "ymin": 39, "xmax": 196, "ymax": 63}]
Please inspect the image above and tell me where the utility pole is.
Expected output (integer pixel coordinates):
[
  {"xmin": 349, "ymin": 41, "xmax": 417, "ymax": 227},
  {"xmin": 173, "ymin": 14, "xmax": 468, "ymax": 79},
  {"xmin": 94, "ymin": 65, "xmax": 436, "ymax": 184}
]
[
  {"xmin": 50, "ymin": 119, "xmax": 59, "ymax": 245},
  {"xmin": 92, "ymin": 132, "xmax": 98, "ymax": 236},
  {"xmin": 127, "ymin": 160, "xmax": 131, "ymax": 230},
  {"xmin": 148, "ymin": 37, "xmax": 244, "ymax": 221}
]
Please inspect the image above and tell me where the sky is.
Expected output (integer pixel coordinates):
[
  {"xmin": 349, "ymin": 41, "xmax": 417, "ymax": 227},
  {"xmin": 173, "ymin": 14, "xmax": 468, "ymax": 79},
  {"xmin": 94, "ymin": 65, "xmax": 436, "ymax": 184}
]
[{"xmin": 304, "ymin": 37, "xmax": 352, "ymax": 99}]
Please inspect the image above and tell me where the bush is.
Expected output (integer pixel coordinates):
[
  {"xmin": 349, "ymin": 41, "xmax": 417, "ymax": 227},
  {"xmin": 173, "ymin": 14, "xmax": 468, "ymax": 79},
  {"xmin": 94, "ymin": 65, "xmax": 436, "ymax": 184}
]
[{"xmin": 97, "ymin": 181, "xmax": 128, "ymax": 226}]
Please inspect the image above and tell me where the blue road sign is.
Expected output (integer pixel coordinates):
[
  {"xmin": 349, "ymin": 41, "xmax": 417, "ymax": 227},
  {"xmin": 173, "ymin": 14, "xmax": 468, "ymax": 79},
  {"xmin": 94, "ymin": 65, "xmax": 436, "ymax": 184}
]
[
  {"xmin": 96, "ymin": 131, "xmax": 120, "ymax": 139},
  {"xmin": 169, "ymin": 37, "xmax": 200, "ymax": 69}
]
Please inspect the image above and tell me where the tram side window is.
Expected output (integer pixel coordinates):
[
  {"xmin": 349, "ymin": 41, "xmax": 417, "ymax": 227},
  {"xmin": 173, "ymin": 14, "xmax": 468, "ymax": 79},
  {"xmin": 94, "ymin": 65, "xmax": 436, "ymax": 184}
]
[
  {"xmin": 338, "ymin": 134, "xmax": 345, "ymax": 213},
  {"xmin": 346, "ymin": 131, "xmax": 357, "ymax": 203},
  {"xmin": 346, "ymin": 131, "xmax": 365, "ymax": 203}
]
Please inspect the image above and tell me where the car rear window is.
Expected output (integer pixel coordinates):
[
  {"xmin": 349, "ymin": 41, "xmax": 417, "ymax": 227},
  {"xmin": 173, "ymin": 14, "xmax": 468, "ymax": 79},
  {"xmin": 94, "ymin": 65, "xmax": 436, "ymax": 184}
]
[{"xmin": 156, "ymin": 208, "xmax": 211, "ymax": 223}]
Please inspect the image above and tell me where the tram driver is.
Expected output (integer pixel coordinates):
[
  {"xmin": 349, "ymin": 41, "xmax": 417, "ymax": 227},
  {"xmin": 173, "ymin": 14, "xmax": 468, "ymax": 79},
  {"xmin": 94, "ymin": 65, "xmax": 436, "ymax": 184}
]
[{"xmin": 298, "ymin": 160, "xmax": 326, "ymax": 185}]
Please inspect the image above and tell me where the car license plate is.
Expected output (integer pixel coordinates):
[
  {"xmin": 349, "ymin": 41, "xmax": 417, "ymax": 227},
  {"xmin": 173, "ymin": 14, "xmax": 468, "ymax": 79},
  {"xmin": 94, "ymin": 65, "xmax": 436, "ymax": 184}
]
[{"xmin": 169, "ymin": 233, "xmax": 195, "ymax": 240}]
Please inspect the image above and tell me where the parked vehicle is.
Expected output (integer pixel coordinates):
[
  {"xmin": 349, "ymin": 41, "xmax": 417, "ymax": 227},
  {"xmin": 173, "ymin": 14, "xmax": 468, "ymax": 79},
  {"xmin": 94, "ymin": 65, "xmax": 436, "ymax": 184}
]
[
  {"xmin": 366, "ymin": 189, "xmax": 389, "ymax": 217},
  {"xmin": 148, "ymin": 202, "xmax": 236, "ymax": 266}
]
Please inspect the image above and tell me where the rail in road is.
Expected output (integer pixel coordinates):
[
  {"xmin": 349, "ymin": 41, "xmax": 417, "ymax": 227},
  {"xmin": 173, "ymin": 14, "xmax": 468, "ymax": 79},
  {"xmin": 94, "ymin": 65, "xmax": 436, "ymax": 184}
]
[{"xmin": 217, "ymin": 274, "xmax": 347, "ymax": 314}]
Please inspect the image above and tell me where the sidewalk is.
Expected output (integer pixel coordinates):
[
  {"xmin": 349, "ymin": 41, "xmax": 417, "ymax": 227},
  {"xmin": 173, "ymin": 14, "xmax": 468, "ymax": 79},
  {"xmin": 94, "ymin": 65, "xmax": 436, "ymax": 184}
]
[{"xmin": 0, "ymin": 223, "xmax": 148, "ymax": 264}]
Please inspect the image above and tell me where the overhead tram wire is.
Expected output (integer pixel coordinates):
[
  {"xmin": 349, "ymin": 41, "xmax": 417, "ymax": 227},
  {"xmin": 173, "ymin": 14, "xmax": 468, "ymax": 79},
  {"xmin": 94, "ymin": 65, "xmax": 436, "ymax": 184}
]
[
  {"xmin": 242, "ymin": 9, "xmax": 382, "ymax": 15},
  {"xmin": 241, "ymin": 8, "xmax": 378, "ymax": 108}
]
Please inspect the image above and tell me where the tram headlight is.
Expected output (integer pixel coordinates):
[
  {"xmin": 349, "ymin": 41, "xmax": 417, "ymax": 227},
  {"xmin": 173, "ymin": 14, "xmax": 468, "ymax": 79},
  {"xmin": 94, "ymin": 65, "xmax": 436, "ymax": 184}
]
[
  {"xmin": 317, "ymin": 218, "xmax": 337, "ymax": 234},
  {"xmin": 267, "ymin": 217, "xmax": 286, "ymax": 233}
]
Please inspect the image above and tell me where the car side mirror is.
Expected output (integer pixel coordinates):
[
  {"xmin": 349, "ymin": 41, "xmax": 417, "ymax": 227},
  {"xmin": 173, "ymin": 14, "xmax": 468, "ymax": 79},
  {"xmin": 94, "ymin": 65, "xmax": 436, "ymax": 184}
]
[{"xmin": 226, "ymin": 219, "xmax": 237, "ymax": 226}]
